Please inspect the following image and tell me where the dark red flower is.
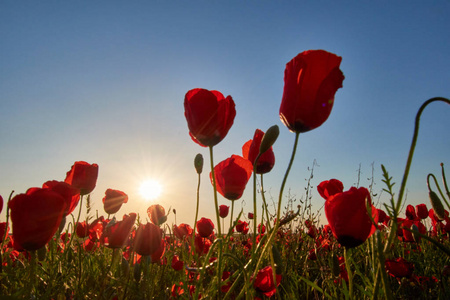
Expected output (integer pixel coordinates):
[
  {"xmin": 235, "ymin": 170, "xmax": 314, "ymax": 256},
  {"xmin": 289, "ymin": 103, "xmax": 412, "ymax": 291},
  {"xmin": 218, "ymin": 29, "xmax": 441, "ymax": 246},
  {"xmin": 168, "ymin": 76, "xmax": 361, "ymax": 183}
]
[
  {"xmin": 102, "ymin": 189, "xmax": 128, "ymax": 215},
  {"xmin": 385, "ymin": 257, "xmax": 414, "ymax": 278},
  {"xmin": 253, "ymin": 266, "xmax": 282, "ymax": 298},
  {"xmin": 210, "ymin": 155, "xmax": 253, "ymax": 201},
  {"xmin": 248, "ymin": 212, "xmax": 254, "ymax": 220},
  {"xmin": 236, "ymin": 220, "xmax": 249, "ymax": 234},
  {"xmin": 147, "ymin": 204, "xmax": 166, "ymax": 226},
  {"xmin": 324, "ymin": 186, "xmax": 378, "ymax": 248},
  {"xmin": 242, "ymin": 129, "xmax": 275, "ymax": 174},
  {"xmin": 151, "ymin": 238, "xmax": 166, "ymax": 264},
  {"xmin": 0, "ymin": 194, "xmax": 3, "ymax": 214},
  {"xmin": 76, "ymin": 221, "xmax": 89, "ymax": 238},
  {"xmin": 64, "ymin": 161, "xmax": 99, "ymax": 195},
  {"xmin": 219, "ymin": 205, "xmax": 229, "ymax": 218},
  {"xmin": 42, "ymin": 180, "xmax": 81, "ymax": 216},
  {"xmin": 173, "ymin": 223, "xmax": 193, "ymax": 239},
  {"xmin": 171, "ymin": 254, "xmax": 184, "ymax": 271},
  {"xmin": 279, "ymin": 50, "xmax": 344, "ymax": 133},
  {"xmin": 103, "ymin": 213, "xmax": 136, "ymax": 249},
  {"xmin": 405, "ymin": 204, "xmax": 418, "ymax": 220},
  {"xmin": 377, "ymin": 209, "xmax": 388, "ymax": 224},
  {"xmin": 134, "ymin": 222, "xmax": 162, "ymax": 256},
  {"xmin": 9, "ymin": 188, "xmax": 67, "ymax": 251},
  {"xmin": 184, "ymin": 88, "xmax": 236, "ymax": 147},
  {"xmin": 196, "ymin": 217, "xmax": 214, "ymax": 238},
  {"xmin": 317, "ymin": 179, "xmax": 344, "ymax": 200},
  {"xmin": 194, "ymin": 234, "xmax": 212, "ymax": 255},
  {"xmin": 415, "ymin": 203, "xmax": 429, "ymax": 220}
]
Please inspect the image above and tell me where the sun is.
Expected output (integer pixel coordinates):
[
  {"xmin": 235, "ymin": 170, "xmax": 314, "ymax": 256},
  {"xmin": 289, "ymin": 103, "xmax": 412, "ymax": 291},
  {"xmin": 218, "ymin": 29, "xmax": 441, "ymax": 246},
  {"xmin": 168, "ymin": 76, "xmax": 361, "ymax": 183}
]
[{"xmin": 139, "ymin": 179, "xmax": 163, "ymax": 201}]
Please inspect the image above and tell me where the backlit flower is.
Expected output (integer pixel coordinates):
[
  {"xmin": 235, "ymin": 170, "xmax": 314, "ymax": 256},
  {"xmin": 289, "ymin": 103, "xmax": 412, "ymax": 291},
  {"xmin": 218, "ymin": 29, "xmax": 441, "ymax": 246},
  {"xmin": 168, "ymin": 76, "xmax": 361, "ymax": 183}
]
[
  {"xmin": 64, "ymin": 161, "xmax": 99, "ymax": 195},
  {"xmin": 280, "ymin": 50, "xmax": 344, "ymax": 133},
  {"xmin": 102, "ymin": 189, "xmax": 128, "ymax": 215},
  {"xmin": 324, "ymin": 186, "xmax": 378, "ymax": 248},
  {"xmin": 184, "ymin": 88, "xmax": 236, "ymax": 147},
  {"xmin": 242, "ymin": 129, "xmax": 275, "ymax": 174},
  {"xmin": 210, "ymin": 155, "xmax": 253, "ymax": 201},
  {"xmin": 134, "ymin": 222, "xmax": 162, "ymax": 256},
  {"xmin": 10, "ymin": 188, "xmax": 67, "ymax": 251}
]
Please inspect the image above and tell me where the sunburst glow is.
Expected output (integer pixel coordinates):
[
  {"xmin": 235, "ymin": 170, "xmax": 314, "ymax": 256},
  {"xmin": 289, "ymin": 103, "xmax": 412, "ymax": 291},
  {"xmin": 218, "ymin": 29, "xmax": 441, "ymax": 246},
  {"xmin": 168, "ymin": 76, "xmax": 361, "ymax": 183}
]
[{"xmin": 139, "ymin": 179, "xmax": 163, "ymax": 201}]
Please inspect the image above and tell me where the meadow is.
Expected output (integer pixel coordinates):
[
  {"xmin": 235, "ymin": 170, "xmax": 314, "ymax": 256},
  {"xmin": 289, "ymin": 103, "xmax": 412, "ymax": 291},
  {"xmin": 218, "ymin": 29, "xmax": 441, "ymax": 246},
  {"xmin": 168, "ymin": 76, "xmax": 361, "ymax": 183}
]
[{"xmin": 0, "ymin": 50, "xmax": 449, "ymax": 299}]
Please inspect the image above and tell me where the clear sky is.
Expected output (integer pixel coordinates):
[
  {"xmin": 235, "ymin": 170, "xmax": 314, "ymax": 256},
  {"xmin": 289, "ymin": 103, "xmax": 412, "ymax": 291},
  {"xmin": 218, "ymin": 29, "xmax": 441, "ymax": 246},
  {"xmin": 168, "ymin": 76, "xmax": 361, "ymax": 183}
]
[{"xmin": 1, "ymin": 1, "xmax": 449, "ymax": 228}]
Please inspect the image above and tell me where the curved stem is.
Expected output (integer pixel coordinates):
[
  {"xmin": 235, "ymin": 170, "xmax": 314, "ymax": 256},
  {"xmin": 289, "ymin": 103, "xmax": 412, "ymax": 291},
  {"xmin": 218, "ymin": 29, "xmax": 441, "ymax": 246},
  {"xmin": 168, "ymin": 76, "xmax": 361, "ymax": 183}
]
[
  {"xmin": 275, "ymin": 132, "xmax": 300, "ymax": 227},
  {"xmin": 209, "ymin": 146, "xmax": 222, "ymax": 236},
  {"xmin": 384, "ymin": 97, "xmax": 450, "ymax": 252},
  {"xmin": 394, "ymin": 97, "xmax": 450, "ymax": 214},
  {"xmin": 441, "ymin": 163, "xmax": 450, "ymax": 201},
  {"xmin": 427, "ymin": 173, "xmax": 450, "ymax": 211},
  {"xmin": 344, "ymin": 248, "xmax": 353, "ymax": 300}
]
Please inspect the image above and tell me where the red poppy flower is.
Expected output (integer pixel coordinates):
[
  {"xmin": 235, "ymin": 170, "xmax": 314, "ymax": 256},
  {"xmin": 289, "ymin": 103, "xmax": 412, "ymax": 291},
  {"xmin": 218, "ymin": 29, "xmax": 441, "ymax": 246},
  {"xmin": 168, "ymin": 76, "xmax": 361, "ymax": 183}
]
[
  {"xmin": 317, "ymin": 179, "xmax": 344, "ymax": 200},
  {"xmin": 219, "ymin": 205, "xmax": 229, "ymax": 218},
  {"xmin": 102, "ymin": 189, "xmax": 128, "ymax": 215},
  {"xmin": 194, "ymin": 234, "xmax": 212, "ymax": 255},
  {"xmin": 405, "ymin": 204, "xmax": 418, "ymax": 220},
  {"xmin": 171, "ymin": 254, "xmax": 184, "ymax": 271},
  {"xmin": 0, "ymin": 194, "xmax": 3, "ymax": 214},
  {"xmin": 236, "ymin": 220, "xmax": 249, "ymax": 234},
  {"xmin": 147, "ymin": 204, "xmax": 167, "ymax": 226},
  {"xmin": 76, "ymin": 221, "xmax": 89, "ymax": 238},
  {"xmin": 103, "ymin": 213, "xmax": 136, "ymax": 249},
  {"xmin": 248, "ymin": 212, "xmax": 254, "ymax": 220},
  {"xmin": 324, "ymin": 186, "xmax": 378, "ymax": 248},
  {"xmin": 64, "ymin": 161, "xmax": 99, "ymax": 195},
  {"xmin": 173, "ymin": 223, "xmax": 193, "ymax": 239},
  {"xmin": 150, "ymin": 238, "xmax": 166, "ymax": 263},
  {"xmin": 184, "ymin": 88, "xmax": 236, "ymax": 147},
  {"xmin": 210, "ymin": 155, "xmax": 253, "ymax": 201},
  {"xmin": 242, "ymin": 129, "xmax": 275, "ymax": 174},
  {"xmin": 42, "ymin": 180, "xmax": 81, "ymax": 216},
  {"xmin": 134, "ymin": 222, "xmax": 162, "ymax": 256},
  {"xmin": 415, "ymin": 203, "xmax": 429, "ymax": 220},
  {"xmin": 9, "ymin": 188, "xmax": 67, "ymax": 251},
  {"xmin": 196, "ymin": 217, "xmax": 214, "ymax": 238},
  {"xmin": 279, "ymin": 50, "xmax": 344, "ymax": 133},
  {"xmin": 253, "ymin": 266, "xmax": 282, "ymax": 298},
  {"xmin": 385, "ymin": 257, "xmax": 414, "ymax": 278}
]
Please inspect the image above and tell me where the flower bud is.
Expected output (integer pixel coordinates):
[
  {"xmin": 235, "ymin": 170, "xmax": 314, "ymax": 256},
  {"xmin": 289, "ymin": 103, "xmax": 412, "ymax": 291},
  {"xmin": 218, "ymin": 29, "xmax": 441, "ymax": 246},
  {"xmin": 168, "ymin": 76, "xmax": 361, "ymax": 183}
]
[
  {"xmin": 194, "ymin": 154, "xmax": 204, "ymax": 174},
  {"xmin": 429, "ymin": 191, "xmax": 446, "ymax": 220},
  {"xmin": 259, "ymin": 125, "xmax": 279, "ymax": 155}
]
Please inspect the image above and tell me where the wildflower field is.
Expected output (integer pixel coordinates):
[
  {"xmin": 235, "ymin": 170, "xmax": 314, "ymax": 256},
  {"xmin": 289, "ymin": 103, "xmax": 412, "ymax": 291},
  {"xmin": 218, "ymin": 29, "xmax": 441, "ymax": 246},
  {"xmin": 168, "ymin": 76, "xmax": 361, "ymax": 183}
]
[{"xmin": 0, "ymin": 50, "xmax": 449, "ymax": 299}]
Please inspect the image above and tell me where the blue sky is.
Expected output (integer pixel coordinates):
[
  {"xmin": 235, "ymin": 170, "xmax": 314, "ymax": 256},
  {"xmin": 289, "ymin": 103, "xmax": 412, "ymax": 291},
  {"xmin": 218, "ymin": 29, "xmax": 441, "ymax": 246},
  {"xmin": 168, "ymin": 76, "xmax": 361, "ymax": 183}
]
[{"xmin": 1, "ymin": 1, "xmax": 449, "ymax": 228}]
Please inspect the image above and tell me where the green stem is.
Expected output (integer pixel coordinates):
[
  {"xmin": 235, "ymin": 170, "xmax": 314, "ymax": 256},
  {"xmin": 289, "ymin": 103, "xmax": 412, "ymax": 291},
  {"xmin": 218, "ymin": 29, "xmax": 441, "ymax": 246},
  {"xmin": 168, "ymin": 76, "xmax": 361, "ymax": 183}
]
[
  {"xmin": 229, "ymin": 200, "xmax": 235, "ymax": 234},
  {"xmin": 441, "ymin": 163, "xmax": 450, "ymax": 202},
  {"xmin": 252, "ymin": 154, "xmax": 261, "ymax": 251},
  {"xmin": 191, "ymin": 172, "xmax": 201, "ymax": 261},
  {"xmin": 276, "ymin": 131, "xmax": 300, "ymax": 227},
  {"xmin": 344, "ymin": 247, "xmax": 353, "ymax": 300},
  {"xmin": 209, "ymin": 146, "xmax": 222, "ymax": 236},
  {"xmin": 260, "ymin": 175, "xmax": 272, "ymax": 232},
  {"xmin": 384, "ymin": 97, "xmax": 450, "ymax": 252},
  {"xmin": 427, "ymin": 173, "xmax": 450, "ymax": 211}
]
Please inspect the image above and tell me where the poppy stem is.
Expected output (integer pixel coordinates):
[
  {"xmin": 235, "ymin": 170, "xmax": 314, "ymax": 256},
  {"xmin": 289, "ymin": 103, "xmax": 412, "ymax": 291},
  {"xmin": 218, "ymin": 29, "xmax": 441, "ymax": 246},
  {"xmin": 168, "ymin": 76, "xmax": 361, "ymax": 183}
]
[
  {"xmin": 275, "ymin": 132, "xmax": 300, "ymax": 228},
  {"xmin": 427, "ymin": 173, "xmax": 450, "ymax": 211},
  {"xmin": 229, "ymin": 200, "xmax": 235, "ymax": 233},
  {"xmin": 343, "ymin": 247, "xmax": 353, "ymax": 300},
  {"xmin": 385, "ymin": 97, "xmax": 450, "ymax": 253},
  {"xmin": 441, "ymin": 163, "xmax": 450, "ymax": 201},
  {"xmin": 191, "ymin": 172, "xmax": 201, "ymax": 261},
  {"xmin": 209, "ymin": 146, "xmax": 222, "ymax": 236},
  {"xmin": 252, "ymin": 154, "xmax": 261, "ymax": 250},
  {"xmin": 260, "ymin": 174, "xmax": 272, "ymax": 232}
]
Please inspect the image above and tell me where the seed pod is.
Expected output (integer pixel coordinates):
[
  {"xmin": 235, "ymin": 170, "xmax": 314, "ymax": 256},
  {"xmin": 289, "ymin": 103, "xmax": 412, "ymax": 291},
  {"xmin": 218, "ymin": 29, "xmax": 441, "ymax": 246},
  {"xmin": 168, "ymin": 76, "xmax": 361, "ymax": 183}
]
[
  {"xmin": 194, "ymin": 153, "xmax": 203, "ymax": 174},
  {"xmin": 259, "ymin": 125, "xmax": 279, "ymax": 155},
  {"xmin": 429, "ymin": 191, "xmax": 446, "ymax": 220}
]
